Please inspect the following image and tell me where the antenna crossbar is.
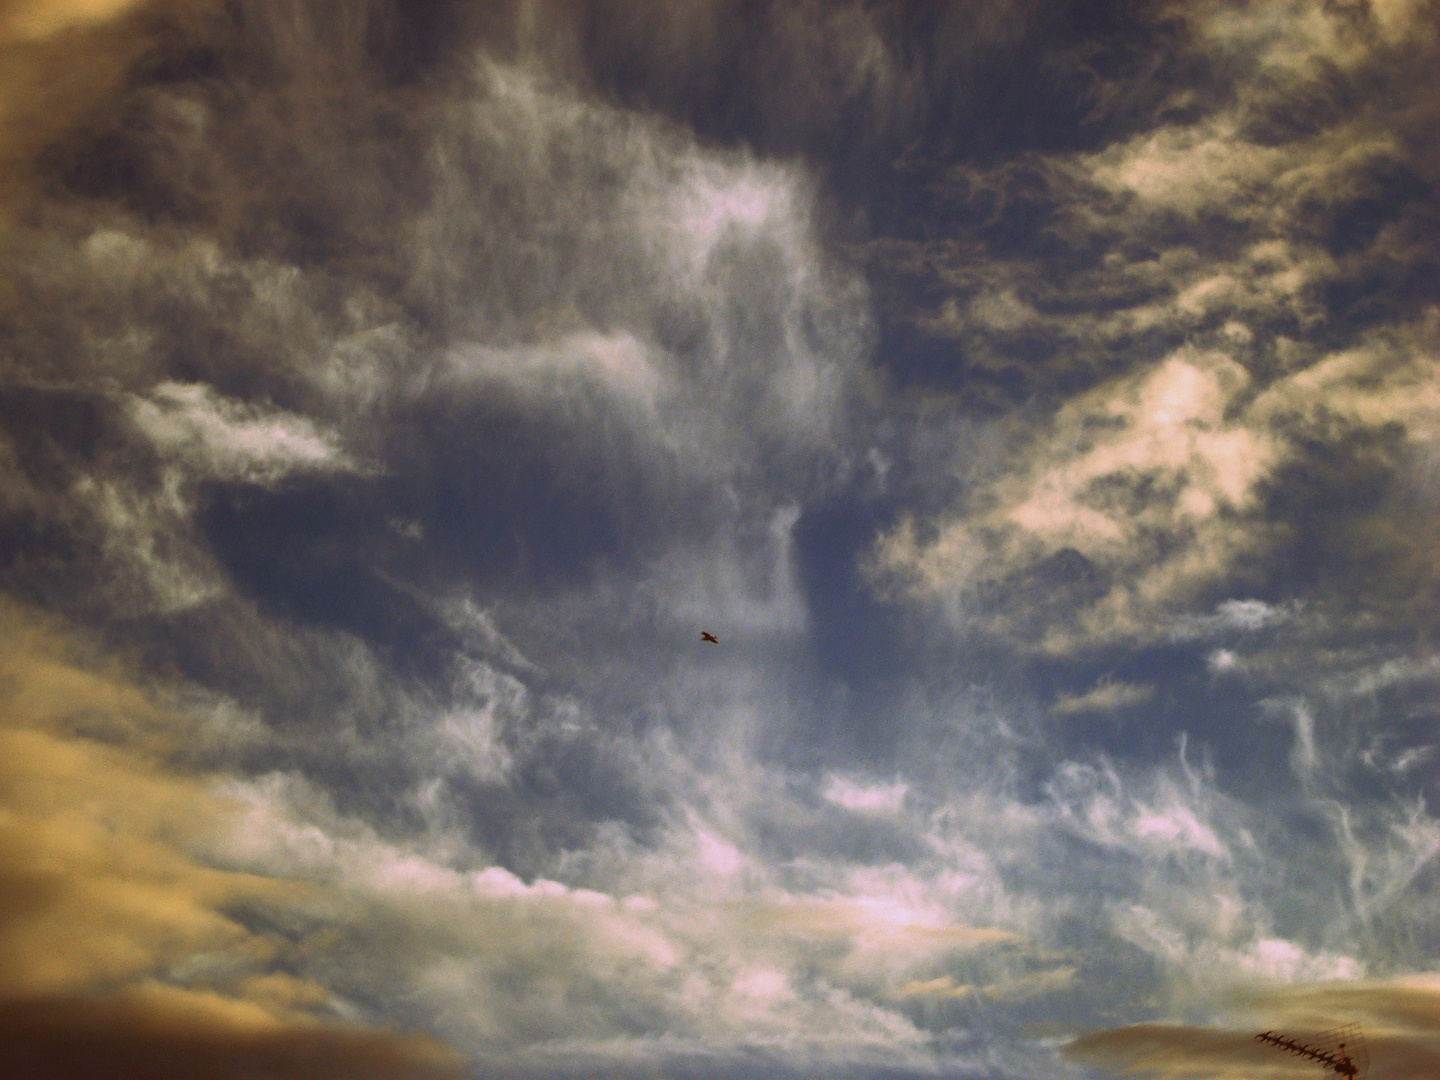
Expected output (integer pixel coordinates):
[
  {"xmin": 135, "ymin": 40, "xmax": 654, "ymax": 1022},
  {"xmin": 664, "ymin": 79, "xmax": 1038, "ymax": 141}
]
[{"xmin": 1255, "ymin": 1031, "xmax": 1358, "ymax": 1077}]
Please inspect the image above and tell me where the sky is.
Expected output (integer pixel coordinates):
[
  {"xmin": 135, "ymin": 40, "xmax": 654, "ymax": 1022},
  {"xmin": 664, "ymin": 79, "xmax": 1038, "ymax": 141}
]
[{"xmin": 0, "ymin": 1, "xmax": 1437, "ymax": 1078}]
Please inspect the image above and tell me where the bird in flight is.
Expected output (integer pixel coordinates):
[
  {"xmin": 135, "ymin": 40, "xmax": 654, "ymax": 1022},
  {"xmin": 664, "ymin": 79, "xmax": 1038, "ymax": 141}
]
[{"xmin": 700, "ymin": 632, "xmax": 718, "ymax": 644}]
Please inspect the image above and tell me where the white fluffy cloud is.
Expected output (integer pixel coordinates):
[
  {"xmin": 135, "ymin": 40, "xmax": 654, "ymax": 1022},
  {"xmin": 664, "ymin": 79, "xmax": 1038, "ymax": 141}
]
[{"xmin": 211, "ymin": 765, "xmax": 1058, "ymax": 1074}]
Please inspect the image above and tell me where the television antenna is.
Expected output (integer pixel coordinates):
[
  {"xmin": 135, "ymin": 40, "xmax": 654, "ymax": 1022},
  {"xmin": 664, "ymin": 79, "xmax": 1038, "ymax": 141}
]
[{"xmin": 1255, "ymin": 1024, "xmax": 1368, "ymax": 1079}]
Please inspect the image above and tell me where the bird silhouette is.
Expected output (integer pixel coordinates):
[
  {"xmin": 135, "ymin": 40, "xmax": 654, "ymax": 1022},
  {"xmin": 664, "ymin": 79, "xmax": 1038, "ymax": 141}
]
[{"xmin": 700, "ymin": 632, "xmax": 718, "ymax": 644}]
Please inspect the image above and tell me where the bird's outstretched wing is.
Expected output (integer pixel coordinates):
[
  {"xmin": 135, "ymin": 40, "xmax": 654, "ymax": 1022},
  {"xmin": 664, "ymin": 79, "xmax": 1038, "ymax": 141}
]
[{"xmin": 700, "ymin": 632, "xmax": 718, "ymax": 643}]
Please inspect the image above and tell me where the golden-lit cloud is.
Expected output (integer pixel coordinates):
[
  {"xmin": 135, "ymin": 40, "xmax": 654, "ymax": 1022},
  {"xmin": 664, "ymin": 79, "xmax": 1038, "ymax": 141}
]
[
  {"xmin": 0, "ymin": 1, "xmax": 161, "ymax": 233},
  {"xmin": 0, "ymin": 988, "xmax": 464, "ymax": 1080},
  {"xmin": 0, "ymin": 600, "xmax": 286, "ymax": 997},
  {"xmin": 1067, "ymin": 1022, "xmax": 1313, "ymax": 1080},
  {"xmin": 0, "ymin": 0, "xmax": 146, "ymax": 41},
  {"xmin": 895, "ymin": 965, "xmax": 1076, "ymax": 1002},
  {"xmin": 1053, "ymin": 680, "xmax": 1154, "ymax": 716},
  {"xmin": 0, "ymin": 598, "xmax": 464, "ymax": 1078},
  {"xmin": 1067, "ymin": 975, "xmax": 1440, "ymax": 1080}
]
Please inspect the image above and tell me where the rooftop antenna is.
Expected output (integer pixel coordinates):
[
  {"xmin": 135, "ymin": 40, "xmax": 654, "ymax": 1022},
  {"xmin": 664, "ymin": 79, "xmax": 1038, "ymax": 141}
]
[{"xmin": 1255, "ymin": 1024, "xmax": 1368, "ymax": 1080}]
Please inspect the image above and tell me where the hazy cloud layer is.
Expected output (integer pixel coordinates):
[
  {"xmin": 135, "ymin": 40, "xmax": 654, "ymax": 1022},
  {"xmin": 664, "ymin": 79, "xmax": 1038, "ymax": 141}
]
[{"xmin": 0, "ymin": 2, "xmax": 1436, "ymax": 1079}]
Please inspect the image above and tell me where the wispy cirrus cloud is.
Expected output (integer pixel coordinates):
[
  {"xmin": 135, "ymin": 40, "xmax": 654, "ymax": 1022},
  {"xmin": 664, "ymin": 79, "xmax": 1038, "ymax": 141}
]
[
  {"xmin": 0, "ymin": 2, "xmax": 1437, "ymax": 1078},
  {"xmin": 127, "ymin": 381, "xmax": 361, "ymax": 486}
]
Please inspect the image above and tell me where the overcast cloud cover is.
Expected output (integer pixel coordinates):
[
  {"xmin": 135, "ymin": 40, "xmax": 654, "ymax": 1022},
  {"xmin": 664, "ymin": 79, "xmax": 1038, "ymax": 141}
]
[{"xmin": 0, "ymin": 1, "xmax": 1437, "ymax": 1078}]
